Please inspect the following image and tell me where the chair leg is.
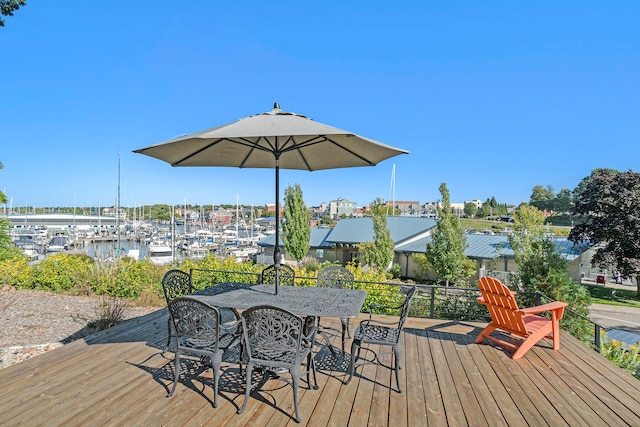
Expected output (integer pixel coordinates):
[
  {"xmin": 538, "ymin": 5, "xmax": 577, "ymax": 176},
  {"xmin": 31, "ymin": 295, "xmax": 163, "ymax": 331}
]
[
  {"xmin": 210, "ymin": 352, "xmax": 223, "ymax": 408},
  {"xmin": 308, "ymin": 351, "xmax": 319, "ymax": 390},
  {"xmin": 552, "ymin": 321, "xmax": 561, "ymax": 350},
  {"xmin": 475, "ymin": 324, "xmax": 497, "ymax": 344},
  {"xmin": 167, "ymin": 350, "xmax": 181, "ymax": 397},
  {"xmin": 341, "ymin": 320, "xmax": 348, "ymax": 352},
  {"xmin": 291, "ymin": 371, "xmax": 301, "ymax": 423},
  {"xmin": 346, "ymin": 339, "xmax": 359, "ymax": 384},
  {"xmin": 512, "ymin": 327, "xmax": 550, "ymax": 360},
  {"xmin": 165, "ymin": 318, "xmax": 172, "ymax": 351},
  {"xmin": 393, "ymin": 345, "xmax": 402, "ymax": 393},
  {"xmin": 237, "ymin": 363, "xmax": 253, "ymax": 415}
]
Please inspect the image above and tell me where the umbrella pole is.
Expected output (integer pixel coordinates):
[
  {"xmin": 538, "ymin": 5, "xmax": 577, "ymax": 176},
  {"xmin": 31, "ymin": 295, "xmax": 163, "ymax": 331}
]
[{"xmin": 273, "ymin": 158, "xmax": 280, "ymax": 294}]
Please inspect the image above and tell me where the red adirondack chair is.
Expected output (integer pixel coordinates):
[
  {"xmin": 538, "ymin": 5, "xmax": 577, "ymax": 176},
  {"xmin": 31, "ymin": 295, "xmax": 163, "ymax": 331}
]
[{"xmin": 475, "ymin": 276, "xmax": 568, "ymax": 359}]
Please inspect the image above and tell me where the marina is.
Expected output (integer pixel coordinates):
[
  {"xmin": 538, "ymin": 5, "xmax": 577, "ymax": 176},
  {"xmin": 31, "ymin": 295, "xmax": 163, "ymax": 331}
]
[{"xmin": 5, "ymin": 213, "xmax": 268, "ymax": 264}]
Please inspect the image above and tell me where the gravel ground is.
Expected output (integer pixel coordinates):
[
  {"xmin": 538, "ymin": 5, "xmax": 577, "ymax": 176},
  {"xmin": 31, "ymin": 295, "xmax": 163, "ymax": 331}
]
[{"xmin": 0, "ymin": 287, "xmax": 161, "ymax": 369}]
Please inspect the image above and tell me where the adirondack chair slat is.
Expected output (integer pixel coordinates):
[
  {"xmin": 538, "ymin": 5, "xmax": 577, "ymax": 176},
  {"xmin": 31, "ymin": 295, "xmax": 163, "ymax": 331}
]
[{"xmin": 475, "ymin": 276, "xmax": 568, "ymax": 359}]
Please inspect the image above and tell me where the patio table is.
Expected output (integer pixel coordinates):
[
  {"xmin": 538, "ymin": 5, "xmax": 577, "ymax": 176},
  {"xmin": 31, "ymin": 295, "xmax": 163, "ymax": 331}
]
[{"xmin": 192, "ymin": 282, "xmax": 367, "ymax": 319}]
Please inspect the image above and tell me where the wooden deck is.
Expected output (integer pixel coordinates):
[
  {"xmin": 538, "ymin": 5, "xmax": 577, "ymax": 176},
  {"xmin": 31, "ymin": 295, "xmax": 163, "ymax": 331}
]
[{"xmin": 1, "ymin": 309, "xmax": 640, "ymax": 426}]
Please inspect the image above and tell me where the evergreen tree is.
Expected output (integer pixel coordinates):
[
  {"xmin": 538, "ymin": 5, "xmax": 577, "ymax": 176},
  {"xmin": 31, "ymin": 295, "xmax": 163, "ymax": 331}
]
[
  {"xmin": 425, "ymin": 183, "xmax": 474, "ymax": 286},
  {"xmin": 359, "ymin": 198, "xmax": 394, "ymax": 271},
  {"xmin": 282, "ymin": 184, "xmax": 310, "ymax": 263}
]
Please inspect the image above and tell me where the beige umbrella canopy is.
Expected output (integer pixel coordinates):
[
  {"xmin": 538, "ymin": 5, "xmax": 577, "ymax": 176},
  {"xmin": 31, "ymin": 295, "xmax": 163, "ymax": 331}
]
[{"xmin": 134, "ymin": 103, "xmax": 409, "ymax": 291}]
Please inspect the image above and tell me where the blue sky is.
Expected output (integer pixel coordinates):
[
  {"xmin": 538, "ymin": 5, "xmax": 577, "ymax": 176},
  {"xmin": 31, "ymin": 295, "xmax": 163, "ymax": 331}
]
[{"xmin": 2, "ymin": 2, "xmax": 638, "ymax": 210}]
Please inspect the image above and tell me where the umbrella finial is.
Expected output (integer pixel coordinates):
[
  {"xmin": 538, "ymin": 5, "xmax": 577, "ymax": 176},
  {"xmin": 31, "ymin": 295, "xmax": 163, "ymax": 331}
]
[{"xmin": 273, "ymin": 102, "xmax": 280, "ymax": 110}]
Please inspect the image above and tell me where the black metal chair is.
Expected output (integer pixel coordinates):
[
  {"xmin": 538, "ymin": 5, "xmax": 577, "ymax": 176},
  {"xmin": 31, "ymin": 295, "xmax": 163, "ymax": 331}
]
[
  {"xmin": 259, "ymin": 264, "xmax": 295, "ymax": 287},
  {"xmin": 161, "ymin": 269, "xmax": 193, "ymax": 350},
  {"xmin": 237, "ymin": 305, "xmax": 318, "ymax": 423},
  {"xmin": 316, "ymin": 265, "xmax": 355, "ymax": 352},
  {"xmin": 166, "ymin": 297, "xmax": 241, "ymax": 408},
  {"xmin": 346, "ymin": 286, "xmax": 417, "ymax": 392},
  {"xmin": 162, "ymin": 269, "xmax": 240, "ymax": 351}
]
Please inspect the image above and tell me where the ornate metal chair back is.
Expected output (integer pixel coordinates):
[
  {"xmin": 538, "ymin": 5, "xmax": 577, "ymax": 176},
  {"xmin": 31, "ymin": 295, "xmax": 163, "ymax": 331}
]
[
  {"xmin": 260, "ymin": 264, "xmax": 295, "ymax": 287},
  {"xmin": 317, "ymin": 265, "xmax": 355, "ymax": 289},
  {"xmin": 241, "ymin": 305, "xmax": 303, "ymax": 365},
  {"xmin": 162, "ymin": 269, "xmax": 192, "ymax": 303},
  {"xmin": 167, "ymin": 297, "xmax": 221, "ymax": 348},
  {"xmin": 397, "ymin": 286, "xmax": 417, "ymax": 333}
]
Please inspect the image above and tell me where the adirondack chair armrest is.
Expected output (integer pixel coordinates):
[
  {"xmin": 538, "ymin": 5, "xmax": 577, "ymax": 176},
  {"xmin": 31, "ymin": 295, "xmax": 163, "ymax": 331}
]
[{"xmin": 520, "ymin": 301, "xmax": 568, "ymax": 316}]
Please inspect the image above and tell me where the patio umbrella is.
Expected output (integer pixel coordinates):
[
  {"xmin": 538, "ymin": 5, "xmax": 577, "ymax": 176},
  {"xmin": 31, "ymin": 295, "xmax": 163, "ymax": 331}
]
[{"xmin": 133, "ymin": 103, "xmax": 409, "ymax": 292}]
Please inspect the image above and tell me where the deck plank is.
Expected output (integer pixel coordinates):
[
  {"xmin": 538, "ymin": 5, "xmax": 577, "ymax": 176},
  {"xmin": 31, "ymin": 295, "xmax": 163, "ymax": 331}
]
[
  {"xmin": 426, "ymin": 329, "xmax": 468, "ymax": 425},
  {"xmin": 437, "ymin": 330, "xmax": 489, "ymax": 427},
  {"xmin": 443, "ymin": 326, "xmax": 507, "ymax": 426},
  {"xmin": 402, "ymin": 329, "xmax": 427, "ymax": 427},
  {"xmin": 1, "ymin": 312, "xmax": 640, "ymax": 426}
]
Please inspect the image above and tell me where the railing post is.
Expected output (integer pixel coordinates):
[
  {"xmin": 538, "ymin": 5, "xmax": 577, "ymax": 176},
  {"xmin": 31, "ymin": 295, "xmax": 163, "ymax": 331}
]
[
  {"xmin": 429, "ymin": 287, "xmax": 436, "ymax": 319},
  {"xmin": 595, "ymin": 325, "xmax": 601, "ymax": 353}
]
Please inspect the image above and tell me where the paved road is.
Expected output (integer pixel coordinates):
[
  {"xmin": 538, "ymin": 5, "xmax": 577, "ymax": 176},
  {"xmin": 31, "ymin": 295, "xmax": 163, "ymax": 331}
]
[
  {"xmin": 589, "ymin": 297, "xmax": 640, "ymax": 345},
  {"xmin": 589, "ymin": 304, "xmax": 640, "ymax": 334}
]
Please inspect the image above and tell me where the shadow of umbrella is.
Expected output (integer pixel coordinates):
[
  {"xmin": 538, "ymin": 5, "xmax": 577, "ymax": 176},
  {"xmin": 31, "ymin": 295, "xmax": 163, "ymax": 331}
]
[{"xmin": 134, "ymin": 103, "xmax": 408, "ymax": 292}]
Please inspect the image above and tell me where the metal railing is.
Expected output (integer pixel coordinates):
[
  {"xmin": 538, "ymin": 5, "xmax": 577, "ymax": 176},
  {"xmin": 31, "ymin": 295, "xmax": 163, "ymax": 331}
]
[{"xmin": 187, "ymin": 268, "xmax": 607, "ymax": 352}]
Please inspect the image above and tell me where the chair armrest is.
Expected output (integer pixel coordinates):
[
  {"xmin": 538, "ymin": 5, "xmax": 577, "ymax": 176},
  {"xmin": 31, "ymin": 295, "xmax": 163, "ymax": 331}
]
[
  {"xmin": 359, "ymin": 317, "xmax": 400, "ymax": 329},
  {"xmin": 302, "ymin": 325, "xmax": 318, "ymax": 346},
  {"xmin": 520, "ymin": 301, "xmax": 568, "ymax": 315}
]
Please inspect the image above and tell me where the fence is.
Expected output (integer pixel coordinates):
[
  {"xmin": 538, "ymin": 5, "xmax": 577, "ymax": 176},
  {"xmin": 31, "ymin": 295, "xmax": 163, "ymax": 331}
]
[{"xmin": 187, "ymin": 268, "xmax": 607, "ymax": 352}]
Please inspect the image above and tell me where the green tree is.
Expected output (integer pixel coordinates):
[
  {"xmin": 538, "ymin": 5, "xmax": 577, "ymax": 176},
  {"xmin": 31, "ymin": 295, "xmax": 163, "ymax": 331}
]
[
  {"xmin": 1, "ymin": 0, "xmax": 26, "ymax": 26},
  {"xmin": 464, "ymin": 202, "xmax": 478, "ymax": 217},
  {"xmin": 553, "ymin": 188, "xmax": 573, "ymax": 213},
  {"xmin": 0, "ymin": 162, "xmax": 6, "ymax": 205},
  {"xmin": 569, "ymin": 169, "xmax": 640, "ymax": 297},
  {"xmin": 425, "ymin": 183, "xmax": 474, "ymax": 286},
  {"xmin": 509, "ymin": 204, "xmax": 590, "ymax": 323},
  {"xmin": 320, "ymin": 215, "xmax": 333, "ymax": 225},
  {"xmin": 509, "ymin": 204, "xmax": 546, "ymax": 260},
  {"xmin": 282, "ymin": 184, "xmax": 310, "ymax": 263},
  {"xmin": 573, "ymin": 168, "xmax": 619, "ymax": 199},
  {"xmin": 0, "ymin": 162, "xmax": 20, "ymax": 260},
  {"xmin": 529, "ymin": 185, "xmax": 556, "ymax": 212},
  {"xmin": 359, "ymin": 198, "xmax": 394, "ymax": 271}
]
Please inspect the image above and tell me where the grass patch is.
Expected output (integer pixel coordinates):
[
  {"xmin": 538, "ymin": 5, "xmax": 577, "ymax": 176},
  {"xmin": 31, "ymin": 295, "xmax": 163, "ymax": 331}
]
[
  {"xmin": 584, "ymin": 284, "xmax": 640, "ymax": 308},
  {"xmin": 86, "ymin": 297, "xmax": 128, "ymax": 331}
]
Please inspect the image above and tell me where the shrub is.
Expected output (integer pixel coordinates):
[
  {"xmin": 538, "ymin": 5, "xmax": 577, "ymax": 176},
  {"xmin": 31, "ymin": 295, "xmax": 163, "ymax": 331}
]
[
  {"xmin": 390, "ymin": 263, "xmax": 401, "ymax": 279},
  {"xmin": 600, "ymin": 338, "xmax": 640, "ymax": 379},
  {"xmin": 28, "ymin": 253, "xmax": 94, "ymax": 293},
  {"xmin": 0, "ymin": 252, "xmax": 32, "ymax": 287}
]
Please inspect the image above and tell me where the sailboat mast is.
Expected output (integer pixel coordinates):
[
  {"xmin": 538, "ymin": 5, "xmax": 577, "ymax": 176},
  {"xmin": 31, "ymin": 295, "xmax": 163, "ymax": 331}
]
[{"xmin": 117, "ymin": 151, "xmax": 121, "ymax": 254}]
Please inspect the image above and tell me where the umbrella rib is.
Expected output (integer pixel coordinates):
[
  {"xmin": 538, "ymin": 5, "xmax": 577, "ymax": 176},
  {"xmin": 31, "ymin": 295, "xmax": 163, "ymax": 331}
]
[
  {"xmin": 279, "ymin": 135, "xmax": 377, "ymax": 167},
  {"xmin": 171, "ymin": 138, "xmax": 225, "ymax": 166},
  {"xmin": 320, "ymin": 136, "xmax": 376, "ymax": 166},
  {"xmin": 238, "ymin": 136, "xmax": 275, "ymax": 168}
]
